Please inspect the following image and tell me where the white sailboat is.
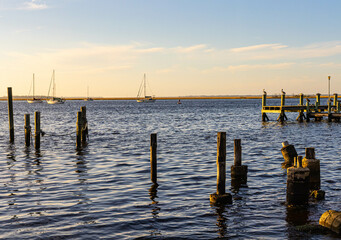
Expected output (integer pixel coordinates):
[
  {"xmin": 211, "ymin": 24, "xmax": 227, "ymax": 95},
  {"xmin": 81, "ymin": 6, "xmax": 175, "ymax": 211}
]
[
  {"xmin": 46, "ymin": 70, "xmax": 65, "ymax": 104},
  {"xmin": 27, "ymin": 73, "xmax": 43, "ymax": 103},
  {"xmin": 84, "ymin": 86, "xmax": 93, "ymax": 101},
  {"xmin": 137, "ymin": 74, "xmax": 156, "ymax": 103}
]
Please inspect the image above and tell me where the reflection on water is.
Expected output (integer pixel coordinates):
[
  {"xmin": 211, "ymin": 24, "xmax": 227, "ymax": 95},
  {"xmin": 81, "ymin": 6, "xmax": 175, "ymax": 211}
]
[{"xmin": 215, "ymin": 205, "xmax": 228, "ymax": 238}]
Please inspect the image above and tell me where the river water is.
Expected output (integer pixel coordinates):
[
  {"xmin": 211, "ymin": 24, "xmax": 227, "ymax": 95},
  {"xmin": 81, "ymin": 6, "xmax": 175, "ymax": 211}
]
[{"xmin": 0, "ymin": 99, "xmax": 340, "ymax": 239}]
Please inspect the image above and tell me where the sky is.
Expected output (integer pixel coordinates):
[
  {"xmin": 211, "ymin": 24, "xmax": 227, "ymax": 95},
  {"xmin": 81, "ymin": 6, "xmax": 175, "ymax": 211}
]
[{"xmin": 0, "ymin": 0, "xmax": 341, "ymax": 97}]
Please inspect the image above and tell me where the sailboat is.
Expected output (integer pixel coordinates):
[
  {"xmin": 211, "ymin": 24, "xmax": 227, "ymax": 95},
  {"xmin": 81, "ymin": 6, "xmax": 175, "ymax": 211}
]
[
  {"xmin": 27, "ymin": 73, "xmax": 43, "ymax": 103},
  {"xmin": 137, "ymin": 74, "xmax": 156, "ymax": 103},
  {"xmin": 84, "ymin": 86, "xmax": 93, "ymax": 101},
  {"xmin": 46, "ymin": 70, "xmax": 65, "ymax": 104}
]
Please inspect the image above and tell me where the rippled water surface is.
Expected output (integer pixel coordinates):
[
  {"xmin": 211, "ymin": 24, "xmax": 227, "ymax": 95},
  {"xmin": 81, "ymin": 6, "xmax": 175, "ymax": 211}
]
[{"xmin": 0, "ymin": 99, "xmax": 340, "ymax": 239}]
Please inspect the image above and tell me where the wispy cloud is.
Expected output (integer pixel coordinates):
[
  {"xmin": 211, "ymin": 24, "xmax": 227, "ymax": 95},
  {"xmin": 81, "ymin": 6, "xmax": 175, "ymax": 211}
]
[
  {"xmin": 202, "ymin": 63, "xmax": 295, "ymax": 73},
  {"xmin": 230, "ymin": 43, "xmax": 287, "ymax": 53},
  {"xmin": 22, "ymin": 0, "xmax": 48, "ymax": 10},
  {"xmin": 175, "ymin": 44, "xmax": 208, "ymax": 53}
]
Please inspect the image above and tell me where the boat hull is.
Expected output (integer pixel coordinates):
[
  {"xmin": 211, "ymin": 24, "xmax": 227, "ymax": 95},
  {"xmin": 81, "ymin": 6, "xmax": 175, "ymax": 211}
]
[
  {"xmin": 47, "ymin": 98, "xmax": 65, "ymax": 104},
  {"xmin": 27, "ymin": 99, "xmax": 43, "ymax": 103},
  {"xmin": 137, "ymin": 98, "xmax": 156, "ymax": 103}
]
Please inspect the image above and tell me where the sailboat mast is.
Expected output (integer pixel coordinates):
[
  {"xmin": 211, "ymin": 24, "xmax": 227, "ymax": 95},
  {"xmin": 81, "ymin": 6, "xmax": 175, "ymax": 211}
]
[
  {"xmin": 33, "ymin": 73, "xmax": 35, "ymax": 98},
  {"xmin": 144, "ymin": 73, "xmax": 146, "ymax": 97},
  {"xmin": 53, "ymin": 69, "xmax": 55, "ymax": 98}
]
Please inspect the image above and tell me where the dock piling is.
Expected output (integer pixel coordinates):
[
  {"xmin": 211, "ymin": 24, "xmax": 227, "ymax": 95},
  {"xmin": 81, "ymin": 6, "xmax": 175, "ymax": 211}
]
[
  {"xmin": 80, "ymin": 106, "xmax": 88, "ymax": 144},
  {"xmin": 286, "ymin": 155, "xmax": 310, "ymax": 205},
  {"xmin": 24, "ymin": 114, "xmax": 31, "ymax": 147},
  {"xmin": 7, "ymin": 87, "xmax": 14, "ymax": 143},
  {"xmin": 231, "ymin": 139, "xmax": 248, "ymax": 186},
  {"xmin": 302, "ymin": 147, "xmax": 320, "ymax": 190},
  {"xmin": 34, "ymin": 112, "xmax": 40, "ymax": 150},
  {"xmin": 210, "ymin": 132, "xmax": 232, "ymax": 205},
  {"xmin": 76, "ymin": 111, "xmax": 83, "ymax": 149},
  {"xmin": 150, "ymin": 133, "xmax": 157, "ymax": 184}
]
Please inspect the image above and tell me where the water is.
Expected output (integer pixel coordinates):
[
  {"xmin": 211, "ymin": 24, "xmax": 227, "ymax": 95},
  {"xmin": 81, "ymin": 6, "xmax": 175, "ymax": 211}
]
[{"xmin": 0, "ymin": 99, "xmax": 340, "ymax": 239}]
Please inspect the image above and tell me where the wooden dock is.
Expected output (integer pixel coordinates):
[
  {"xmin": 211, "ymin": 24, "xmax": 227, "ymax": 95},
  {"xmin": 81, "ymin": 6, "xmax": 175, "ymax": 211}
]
[{"xmin": 262, "ymin": 92, "xmax": 341, "ymax": 123}]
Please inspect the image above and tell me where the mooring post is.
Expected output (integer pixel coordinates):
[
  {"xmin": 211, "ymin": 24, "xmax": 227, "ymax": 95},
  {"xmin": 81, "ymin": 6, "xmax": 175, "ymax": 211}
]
[
  {"xmin": 337, "ymin": 101, "xmax": 341, "ymax": 113},
  {"xmin": 7, "ymin": 87, "xmax": 14, "ymax": 143},
  {"xmin": 281, "ymin": 92, "xmax": 285, "ymax": 106},
  {"xmin": 306, "ymin": 100, "xmax": 310, "ymax": 122},
  {"xmin": 328, "ymin": 101, "xmax": 332, "ymax": 122},
  {"xmin": 210, "ymin": 132, "xmax": 232, "ymax": 204},
  {"xmin": 261, "ymin": 92, "xmax": 268, "ymax": 122},
  {"xmin": 286, "ymin": 155, "xmax": 310, "ymax": 205},
  {"xmin": 34, "ymin": 112, "xmax": 40, "ymax": 150},
  {"xmin": 80, "ymin": 106, "xmax": 87, "ymax": 144},
  {"xmin": 24, "ymin": 114, "xmax": 31, "ymax": 147},
  {"xmin": 333, "ymin": 94, "xmax": 338, "ymax": 107},
  {"xmin": 76, "ymin": 111, "xmax": 83, "ymax": 149},
  {"xmin": 319, "ymin": 210, "xmax": 341, "ymax": 235},
  {"xmin": 281, "ymin": 141, "xmax": 298, "ymax": 168},
  {"xmin": 299, "ymin": 93, "xmax": 304, "ymax": 105},
  {"xmin": 316, "ymin": 93, "xmax": 321, "ymax": 111},
  {"xmin": 231, "ymin": 139, "xmax": 248, "ymax": 186},
  {"xmin": 302, "ymin": 147, "xmax": 321, "ymax": 190},
  {"xmin": 150, "ymin": 133, "xmax": 157, "ymax": 184}
]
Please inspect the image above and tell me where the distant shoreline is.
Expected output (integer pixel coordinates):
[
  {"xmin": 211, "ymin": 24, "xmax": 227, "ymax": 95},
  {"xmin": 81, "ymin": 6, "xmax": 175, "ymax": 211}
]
[{"xmin": 0, "ymin": 95, "xmax": 332, "ymax": 101}]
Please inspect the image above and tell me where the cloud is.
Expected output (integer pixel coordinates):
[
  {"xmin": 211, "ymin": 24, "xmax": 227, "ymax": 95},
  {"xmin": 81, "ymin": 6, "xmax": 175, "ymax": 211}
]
[
  {"xmin": 202, "ymin": 63, "xmax": 295, "ymax": 73},
  {"xmin": 230, "ymin": 43, "xmax": 288, "ymax": 53},
  {"xmin": 175, "ymin": 44, "xmax": 208, "ymax": 53},
  {"xmin": 22, "ymin": 0, "xmax": 48, "ymax": 10}
]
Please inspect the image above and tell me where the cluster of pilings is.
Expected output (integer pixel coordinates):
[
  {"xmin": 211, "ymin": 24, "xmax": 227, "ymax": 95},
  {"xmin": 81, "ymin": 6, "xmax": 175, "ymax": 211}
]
[
  {"xmin": 6, "ymin": 87, "xmax": 88, "ymax": 150},
  {"xmin": 281, "ymin": 142, "xmax": 325, "ymax": 205},
  {"xmin": 262, "ymin": 91, "xmax": 341, "ymax": 123}
]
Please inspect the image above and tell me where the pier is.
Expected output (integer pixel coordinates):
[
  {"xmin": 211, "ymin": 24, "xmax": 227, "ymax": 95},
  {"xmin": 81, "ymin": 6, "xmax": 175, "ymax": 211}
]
[{"xmin": 262, "ymin": 91, "xmax": 341, "ymax": 123}]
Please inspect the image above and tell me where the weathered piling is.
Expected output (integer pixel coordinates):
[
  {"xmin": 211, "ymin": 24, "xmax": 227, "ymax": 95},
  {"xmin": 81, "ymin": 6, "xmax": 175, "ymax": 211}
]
[
  {"xmin": 210, "ymin": 132, "xmax": 232, "ymax": 204},
  {"xmin": 297, "ymin": 93, "xmax": 305, "ymax": 122},
  {"xmin": 7, "ymin": 87, "xmax": 14, "ymax": 143},
  {"xmin": 281, "ymin": 141, "xmax": 298, "ymax": 168},
  {"xmin": 328, "ymin": 101, "xmax": 332, "ymax": 122},
  {"xmin": 150, "ymin": 133, "xmax": 157, "ymax": 184},
  {"xmin": 76, "ymin": 111, "xmax": 83, "ymax": 149},
  {"xmin": 333, "ymin": 93, "xmax": 338, "ymax": 106},
  {"xmin": 24, "ymin": 114, "xmax": 31, "ymax": 147},
  {"xmin": 261, "ymin": 91, "xmax": 269, "ymax": 122},
  {"xmin": 286, "ymin": 156, "xmax": 310, "ymax": 205},
  {"xmin": 302, "ymin": 147, "xmax": 320, "ymax": 190},
  {"xmin": 34, "ymin": 112, "xmax": 40, "ymax": 150},
  {"xmin": 306, "ymin": 100, "xmax": 311, "ymax": 122},
  {"xmin": 277, "ymin": 91, "xmax": 287, "ymax": 123},
  {"xmin": 80, "ymin": 106, "xmax": 88, "ymax": 144},
  {"xmin": 231, "ymin": 139, "xmax": 248, "ymax": 185},
  {"xmin": 319, "ymin": 210, "xmax": 341, "ymax": 235}
]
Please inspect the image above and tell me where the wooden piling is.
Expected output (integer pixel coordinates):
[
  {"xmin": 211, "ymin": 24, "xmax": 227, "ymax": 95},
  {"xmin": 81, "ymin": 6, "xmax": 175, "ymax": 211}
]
[
  {"xmin": 261, "ymin": 92, "xmax": 269, "ymax": 122},
  {"xmin": 80, "ymin": 106, "xmax": 87, "ymax": 143},
  {"xmin": 7, "ymin": 87, "xmax": 14, "ymax": 143},
  {"xmin": 333, "ymin": 94, "xmax": 338, "ymax": 106},
  {"xmin": 316, "ymin": 93, "xmax": 321, "ymax": 111},
  {"xmin": 150, "ymin": 133, "xmax": 157, "ymax": 183},
  {"xmin": 328, "ymin": 101, "xmax": 332, "ymax": 122},
  {"xmin": 319, "ymin": 210, "xmax": 341, "ymax": 235},
  {"xmin": 281, "ymin": 141, "xmax": 298, "ymax": 168},
  {"xmin": 34, "ymin": 112, "xmax": 40, "ymax": 150},
  {"xmin": 210, "ymin": 132, "xmax": 232, "ymax": 204},
  {"xmin": 281, "ymin": 92, "xmax": 285, "ymax": 106},
  {"xmin": 286, "ymin": 155, "xmax": 310, "ymax": 205},
  {"xmin": 217, "ymin": 132, "xmax": 226, "ymax": 195},
  {"xmin": 76, "ymin": 111, "xmax": 83, "ymax": 149},
  {"xmin": 306, "ymin": 100, "xmax": 311, "ymax": 122},
  {"xmin": 25, "ymin": 114, "xmax": 31, "ymax": 147},
  {"xmin": 231, "ymin": 139, "xmax": 248, "ymax": 185},
  {"xmin": 303, "ymin": 147, "xmax": 320, "ymax": 190}
]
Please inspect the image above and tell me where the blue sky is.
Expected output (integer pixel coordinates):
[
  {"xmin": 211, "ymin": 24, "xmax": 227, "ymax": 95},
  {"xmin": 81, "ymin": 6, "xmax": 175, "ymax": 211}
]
[{"xmin": 1, "ymin": 0, "xmax": 341, "ymax": 97}]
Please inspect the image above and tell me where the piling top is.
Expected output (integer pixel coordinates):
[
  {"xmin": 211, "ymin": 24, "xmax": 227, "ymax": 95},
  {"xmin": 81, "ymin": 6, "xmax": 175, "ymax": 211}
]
[
  {"xmin": 305, "ymin": 147, "xmax": 315, "ymax": 159},
  {"xmin": 282, "ymin": 141, "xmax": 289, "ymax": 147}
]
